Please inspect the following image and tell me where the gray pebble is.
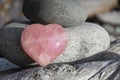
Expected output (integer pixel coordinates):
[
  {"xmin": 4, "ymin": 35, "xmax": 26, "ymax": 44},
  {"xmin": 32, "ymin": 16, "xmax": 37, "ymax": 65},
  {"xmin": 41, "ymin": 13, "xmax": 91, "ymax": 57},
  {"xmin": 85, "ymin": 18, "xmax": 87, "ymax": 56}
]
[
  {"xmin": 22, "ymin": 0, "xmax": 87, "ymax": 27},
  {"xmin": 0, "ymin": 23, "xmax": 34, "ymax": 66},
  {"xmin": 0, "ymin": 60, "xmax": 119, "ymax": 80},
  {"xmin": 53, "ymin": 22, "xmax": 110, "ymax": 63}
]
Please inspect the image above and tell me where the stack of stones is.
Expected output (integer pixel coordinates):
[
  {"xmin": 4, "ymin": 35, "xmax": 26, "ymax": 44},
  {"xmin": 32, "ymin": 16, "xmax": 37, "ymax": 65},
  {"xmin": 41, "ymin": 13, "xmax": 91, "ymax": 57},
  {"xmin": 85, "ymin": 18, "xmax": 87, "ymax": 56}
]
[{"xmin": 0, "ymin": 0, "xmax": 110, "ymax": 69}]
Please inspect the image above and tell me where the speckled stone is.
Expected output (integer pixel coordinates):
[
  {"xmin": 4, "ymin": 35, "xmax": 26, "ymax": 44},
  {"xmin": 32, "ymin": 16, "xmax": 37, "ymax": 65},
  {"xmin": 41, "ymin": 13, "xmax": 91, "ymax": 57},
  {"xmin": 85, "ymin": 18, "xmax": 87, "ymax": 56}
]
[
  {"xmin": 53, "ymin": 22, "xmax": 110, "ymax": 63},
  {"xmin": 22, "ymin": 0, "xmax": 87, "ymax": 27}
]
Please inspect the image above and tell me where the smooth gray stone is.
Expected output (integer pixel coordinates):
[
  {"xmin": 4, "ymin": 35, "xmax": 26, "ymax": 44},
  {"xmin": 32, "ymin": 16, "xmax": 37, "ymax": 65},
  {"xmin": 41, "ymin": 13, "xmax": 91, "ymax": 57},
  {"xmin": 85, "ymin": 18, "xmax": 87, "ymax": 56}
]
[
  {"xmin": 0, "ymin": 58, "xmax": 18, "ymax": 71},
  {"xmin": 0, "ymin": 22, "xmax": 110, "ymax": 66},
  {"xmin": 23, "ymin": 0, "xmax": 87, "ymax": 27},
  {"xmin": 0, "ymin": 60, "xmax": 119, "ymax": 80},
  {"xmin": 0, "ymin": 23, "xmax": 34, "ymax": 66}
]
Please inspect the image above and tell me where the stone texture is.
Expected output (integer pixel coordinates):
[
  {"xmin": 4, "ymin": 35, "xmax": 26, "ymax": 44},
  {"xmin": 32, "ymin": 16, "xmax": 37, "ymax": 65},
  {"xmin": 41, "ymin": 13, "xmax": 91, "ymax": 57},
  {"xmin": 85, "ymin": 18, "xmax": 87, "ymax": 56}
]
[
  {"xmin": 22, "ymin": 0, "xmax": 87, "ymax": 27},
  {"xmin": 0, "ymin": 60, "xmax": 119, "ymax": 80},
  {"xmin": 0, "ymin": 23, "xmax": 34, "ymax": 66},
  {"xmin": 0, "ymin": 22, "xmax": 110, "ymax": 66},
  {"xmin": 53, "ymin": 22, "xmax": 110, "ymax": 63},
  {"xmin": 0, "ymin": 0, "xmax": 28, "ymax": 27}
]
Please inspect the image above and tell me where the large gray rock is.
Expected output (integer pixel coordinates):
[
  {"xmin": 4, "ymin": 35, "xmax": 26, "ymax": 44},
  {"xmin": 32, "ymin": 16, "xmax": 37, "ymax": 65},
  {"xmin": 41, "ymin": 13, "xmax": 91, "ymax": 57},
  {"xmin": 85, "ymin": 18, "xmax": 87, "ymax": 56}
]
[
  {"xmin": 0, "ymin": 60, "xmax": 119, "ymax": 80},
  {"xmin": 22, "ymin": 0, "xmax": 87, "ymax": 27},
  {"xmin": 0, "ymin": 23, "xmax": 34, "ymax": 66},
  {"xmin": 0, "ymin": 22, "xmax": 110, "ymax": 66}
]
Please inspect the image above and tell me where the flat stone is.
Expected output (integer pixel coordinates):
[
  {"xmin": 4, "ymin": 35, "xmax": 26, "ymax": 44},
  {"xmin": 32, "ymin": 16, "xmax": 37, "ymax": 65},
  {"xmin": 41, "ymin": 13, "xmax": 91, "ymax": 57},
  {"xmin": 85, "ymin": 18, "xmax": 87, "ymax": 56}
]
[
  {"xmin": 22, "ymin": 0, "xmax": 87, "ymax": 27},
  {"xmin": 0, "ymin": 22, "xmax": 110, "ymax": 66},
  {"xmin": 0, "ymin": 60, "xmax": 119, "ymax": 80}
]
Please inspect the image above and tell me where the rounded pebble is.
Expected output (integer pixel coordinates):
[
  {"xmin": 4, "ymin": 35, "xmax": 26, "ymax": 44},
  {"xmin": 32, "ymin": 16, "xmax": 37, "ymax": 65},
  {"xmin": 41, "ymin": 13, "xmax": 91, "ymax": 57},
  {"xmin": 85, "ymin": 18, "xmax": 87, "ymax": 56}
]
[
  {"xmin": 22, "ymin": 0, "xmax": 87, "ymax": 27},
  {"xmin": 0, "ymin": 23, "xmax": 34, "ymax": 66}
]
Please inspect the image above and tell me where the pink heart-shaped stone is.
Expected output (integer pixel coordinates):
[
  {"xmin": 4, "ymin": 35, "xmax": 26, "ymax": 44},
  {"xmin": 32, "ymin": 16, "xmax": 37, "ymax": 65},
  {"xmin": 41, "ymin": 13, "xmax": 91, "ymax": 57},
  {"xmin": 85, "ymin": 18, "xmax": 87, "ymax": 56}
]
[{"xmin": 21, "ymin": 24, "xmax": 67, "ymax": 66}]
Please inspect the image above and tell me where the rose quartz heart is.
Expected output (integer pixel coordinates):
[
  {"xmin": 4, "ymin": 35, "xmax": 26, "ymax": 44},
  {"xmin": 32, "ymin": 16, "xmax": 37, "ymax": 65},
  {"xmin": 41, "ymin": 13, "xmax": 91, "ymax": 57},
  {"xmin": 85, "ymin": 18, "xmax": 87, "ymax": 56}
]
[{"xmin": 21, "ymin": 24, "xmax": 67, "ymax": 66}]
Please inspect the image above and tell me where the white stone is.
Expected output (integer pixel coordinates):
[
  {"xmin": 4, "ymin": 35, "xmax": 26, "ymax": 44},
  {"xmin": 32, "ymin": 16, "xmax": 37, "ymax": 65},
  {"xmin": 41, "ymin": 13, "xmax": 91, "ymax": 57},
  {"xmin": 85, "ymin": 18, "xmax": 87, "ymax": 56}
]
[{"xmin": 53, "ymin": 22, "xmax": 110, "ymax": 63}]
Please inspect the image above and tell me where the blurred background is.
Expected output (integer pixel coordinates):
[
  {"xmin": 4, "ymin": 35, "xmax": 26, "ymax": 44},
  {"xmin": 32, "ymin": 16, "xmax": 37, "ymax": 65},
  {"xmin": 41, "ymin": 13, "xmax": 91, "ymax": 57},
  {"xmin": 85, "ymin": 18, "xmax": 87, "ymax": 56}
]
[
  {"xmin": 0, "ymin": 0, "xmax": 27, "ymax": 27},
  {"xmin": 0, "ymin": 0, "xmax": 120, "ymax": 42}
]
